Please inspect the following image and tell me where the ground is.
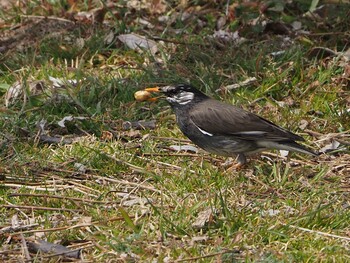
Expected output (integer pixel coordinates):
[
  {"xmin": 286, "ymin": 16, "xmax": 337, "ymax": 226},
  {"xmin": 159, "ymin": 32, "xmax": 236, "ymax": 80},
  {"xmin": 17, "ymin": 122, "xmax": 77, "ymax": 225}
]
[{"xmin": 0, "ymin": 1, "xmax": 349, "ymax": 262}]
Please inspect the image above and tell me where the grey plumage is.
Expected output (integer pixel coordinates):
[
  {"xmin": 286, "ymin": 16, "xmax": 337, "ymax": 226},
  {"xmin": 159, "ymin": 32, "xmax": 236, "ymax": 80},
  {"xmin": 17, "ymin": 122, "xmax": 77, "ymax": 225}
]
[{"xmin": 147, "ymin": 84, "xmax": 318, "ymax": 165}]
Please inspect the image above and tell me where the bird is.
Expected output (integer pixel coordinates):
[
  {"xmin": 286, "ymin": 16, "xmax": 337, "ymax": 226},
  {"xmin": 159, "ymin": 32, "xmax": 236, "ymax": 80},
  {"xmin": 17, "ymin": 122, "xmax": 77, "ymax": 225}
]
[{"xmin": 141, "ymin": 84, "xmax": 318, "ymax": 166}]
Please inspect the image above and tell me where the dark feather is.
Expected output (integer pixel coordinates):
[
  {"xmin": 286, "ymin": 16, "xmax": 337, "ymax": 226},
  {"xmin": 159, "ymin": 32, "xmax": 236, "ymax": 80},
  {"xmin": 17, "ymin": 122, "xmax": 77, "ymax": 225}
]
[{"xmin": 190, "ymin": 98, "xmax": 304, "ymax": 142}]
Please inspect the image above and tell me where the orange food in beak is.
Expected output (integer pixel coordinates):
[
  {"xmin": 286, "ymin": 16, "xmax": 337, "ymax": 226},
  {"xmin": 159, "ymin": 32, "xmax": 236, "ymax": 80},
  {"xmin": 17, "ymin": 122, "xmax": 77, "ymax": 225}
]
[{"xmin": 134, "ymin": 90, "xmax": 152, "ymax": 101}]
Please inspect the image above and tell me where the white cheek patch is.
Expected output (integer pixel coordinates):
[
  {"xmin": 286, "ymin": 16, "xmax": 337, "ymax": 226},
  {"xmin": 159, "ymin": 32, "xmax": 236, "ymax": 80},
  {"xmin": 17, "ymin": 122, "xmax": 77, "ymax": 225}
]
[
  {"xmin": 175, "ymin": 91, "xmax": 194, "ymax": 105},
  {"xmin": 167, "ymin": 97, "xmax": 176, "ymax": 103}
]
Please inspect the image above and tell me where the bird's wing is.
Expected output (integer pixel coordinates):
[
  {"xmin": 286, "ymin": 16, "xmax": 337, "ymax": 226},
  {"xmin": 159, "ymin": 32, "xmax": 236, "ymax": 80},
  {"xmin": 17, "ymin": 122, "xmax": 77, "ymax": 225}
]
[{"xmin": 189, "ymin": 99, "xmax": 304, "ymax": 142}]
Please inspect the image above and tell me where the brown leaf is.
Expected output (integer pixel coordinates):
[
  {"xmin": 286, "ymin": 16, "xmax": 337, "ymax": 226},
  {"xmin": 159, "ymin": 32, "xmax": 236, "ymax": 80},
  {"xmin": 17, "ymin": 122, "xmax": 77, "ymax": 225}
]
[
  {"xmin": 101, "ymin": 130, "xmax": 114, "ymax": 141},
  {"xmin": 123, "ymin": 130, "xmax": 142, "ymax": 139},
  {"xmin": 127, "ymin": 0, "xmax": 167, "ymax": 15},
  {"xmin": 343, "ymin": 64, "xmax": 350, "ymax": 79},
  {"xmin": 151, "ymin": 0, "xmax": 167, "ymax": 14},
  {"xmin": 299, "ymin": 119, "xmax": 309, "ymax": 130},
  {"xmin": 192, "ymin": 208, "xmax": 217, "ymax": 229},
  {"xmin": 233, "ymin": 232, "xmax": 243, "ymax": 243},
  {"xmin": 168, "ymin": 144, "xmax": 199, "ymax": 153},
  {"xmin": 117, "ymin": 33, "xmax": 158, "ymax": 55},
  {"xmin": 5, "ymin": 80, "xmax": 45, "ymax": 107}
]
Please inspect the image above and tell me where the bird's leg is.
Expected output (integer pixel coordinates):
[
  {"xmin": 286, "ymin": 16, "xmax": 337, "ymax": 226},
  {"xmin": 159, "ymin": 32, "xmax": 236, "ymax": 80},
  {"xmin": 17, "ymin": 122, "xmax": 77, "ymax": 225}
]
[
  {"xmin": 226, "ymin": 154, "xmax": 247, "ymax": 172},
  {"xmin": 234, "ymin": 154, "xmax": 247, "ymax": 169},
  {"xmin": 237, "ymin": 154, "xmax": 247, "ymax": 166}
]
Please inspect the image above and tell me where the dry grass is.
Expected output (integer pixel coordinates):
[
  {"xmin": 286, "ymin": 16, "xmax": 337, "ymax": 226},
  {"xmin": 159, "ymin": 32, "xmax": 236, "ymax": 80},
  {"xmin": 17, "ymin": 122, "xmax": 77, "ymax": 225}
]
[{"xmin": 1, "ymin": 1, "xmax": 350, "ymax": 262}]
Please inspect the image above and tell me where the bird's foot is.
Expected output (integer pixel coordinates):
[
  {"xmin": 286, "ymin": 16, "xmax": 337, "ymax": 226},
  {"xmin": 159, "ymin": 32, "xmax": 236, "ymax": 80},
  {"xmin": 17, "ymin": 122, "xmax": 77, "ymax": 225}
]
[
  {"xmin": 221, "ymin": 158, "xmax": 235, "ymax": 168},
  {"xmin": 226, "ymin": 163, "xmax": 245, "ymax": 172},
  {"xmin": 224, "ymin": 154, "xmax": 247, "ymax": 172}
]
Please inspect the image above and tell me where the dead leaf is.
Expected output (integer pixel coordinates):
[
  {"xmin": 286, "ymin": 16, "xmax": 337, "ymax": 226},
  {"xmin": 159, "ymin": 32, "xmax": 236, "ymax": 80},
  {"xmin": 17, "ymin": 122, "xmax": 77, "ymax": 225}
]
[
  {"xmin": 11, "ymin": 214, "xmax": 20, "ymax": 228},
  {"xmin": 73, "ymin": 7, "xmax": 107, "ymax": 24},
  {"xmin": 169, "ymin": 145, "xmax": 199, "ymax": 153},
  {"xmin": 260, "ymin": 209, "xmax": 280, "ymax": 217},
  {"xmin": 49, "ymin": 76, "xmax": 80, "ymax": 89},
  {"xmin": 298, "ymin": 176, "xmax": 312, "ymax": 188},
  {"xmin": 104, "ymin": 30, "xmax": 115, "ymax": 45},
  {"xmin": 216, "ymin": 16, "xmax": 227, "ymax": 30},
  {"xmin": 190, "ymin": 235, "xmax": 209, "ymax": 246},
  {"xmin": 291, "ymin": 21, "xmax": 302, "ymax": 30},
  {"xmin": 212, "ymin": 30, "xmax": 246, "ymax": 45},
  {"xmin": 218, "ymin": 77, "xmax": 257, "ymax": 92},
  {"xmin": 78, "ymin": 216, "xmax": 92, "ymax": 224},
  {"xmin": 270, "ymin": 51, "xmax": 286, "ymax": 57},
  {"xmin": 101, "ymin": 130, "xmax": 114, "ymax": 140},
  {"xmin": 138, "ymin": 18, "xmax": 155, "ymax": 29},
  {"xmin": 57, "ymin": 115, "xmax": 88, "ymax": 127},
  {"xmin": 117, "ymin": 33, "xmax": 158, "ymax": 55},
  {"xmin": 192, "ymin": 208, "xmax": 217, "ymax": 229},
  {"xmin": 341, "ymin": 48, "xmax": 350, "ymax": 62},
  {"xmin": 74, "ymin": 162, "xmax": 87, "ymax": 173},
  {"xmin": 37, "ymin": 119, "xmax": 47, "ymax": 134},
  {"xmin": 299, "ymin": 120, "xmax": 309, "ymax": 130},
  {"xmin": 121, "ymin": 197, "xmax": 151, "ymax": 207},
  {"xmin": 233, "ymin": 232, "xmax": 243, "ymax": 243},
  {"xmin": 49, "ymin": 213, "xmax": 66, "ymax": 228},
  {"xmin": 0, "ymin": 0, "xmax": 16, "ymax": 11},
  {"xmin": 4, "ymin": 81, "xmax": 21, "ymax": 107},
  {"xmin": 279, "ymin": 150, "xmax": 289, "ymax": 157},
  {"xmin": 123, "ymin": 130, "xmax": 142, "ymax": 139},
  {"xmin": 127, "ymin": 0, "xmax": 167, "ymax": 14},
  {"xmin": 320, "ymin": 140, "xmax": 341, "ymax": 153},
  {"xmin": 5, "ymin": 80, "xmax": 45, "ymax": 107},
  {"xmin": 151, "ymin": 0, "xmax": 167, "ymax": 14},
  {"xmin": 343, "ymin": 64, "xmax": 350, "ymax": 78}
]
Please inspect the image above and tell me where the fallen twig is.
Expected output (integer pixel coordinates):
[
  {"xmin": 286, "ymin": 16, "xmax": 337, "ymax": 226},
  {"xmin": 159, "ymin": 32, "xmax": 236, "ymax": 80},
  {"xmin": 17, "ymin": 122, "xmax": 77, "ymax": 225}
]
[
  {"xmin": 13, "ymin": 223, "xmax": 92, "ymax": 235},
  {"xmin": 20, "ymin": 234, "xmax": 31, "ymax": 261},
  {"xmin": 91, "ymin": 174, "xmax": 161, "ymax": 193},
  {"xmin": 38, "ymin": 165, "xmax": 160, "ymax": 193},
  {"xmin": 216, "ymin": 77, "xmax": 257, "ymax": 92},
  {"xmin": 8, "ymin": 193, "xmax": 108, "ymax": 204},
  {"xmin": 286, "ymin": 224, "xmax": 350, "ymax": 242},
  {"xmin": 2, "ymin": 205, "xmax": 81, "ymax": 212},
  {"xmin": 175, "ymin": 249, "xmax": 240, "ymax": 262},
  {"xmin": 3, "ymin": 183, "xmax": 73, "ymax": 191},
  {"xmin": 0, "ymin": 223, "xmax": 39, "ymax": 234},
  {"xmin": 20, "ymin": 15, "xmax": 75, "ymax": 24}
]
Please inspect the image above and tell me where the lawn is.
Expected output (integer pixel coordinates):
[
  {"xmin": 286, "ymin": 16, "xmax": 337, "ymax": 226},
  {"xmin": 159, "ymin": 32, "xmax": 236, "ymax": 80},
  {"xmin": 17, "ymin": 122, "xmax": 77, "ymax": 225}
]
[{"xmin": 0, "ymin": 1, "xmax": 349, "ymax": 262}]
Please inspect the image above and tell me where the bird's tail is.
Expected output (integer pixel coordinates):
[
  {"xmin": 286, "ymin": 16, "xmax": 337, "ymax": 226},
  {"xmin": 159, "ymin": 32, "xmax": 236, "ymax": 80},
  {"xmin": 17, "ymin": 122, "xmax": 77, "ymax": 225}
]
[
  {"xmin": 258, "ymin": 141, "xmax": 319, "ymax": 156},
  {"xmin": 279, "ymin": 142, "xmax": 319, "ymax": 156}
]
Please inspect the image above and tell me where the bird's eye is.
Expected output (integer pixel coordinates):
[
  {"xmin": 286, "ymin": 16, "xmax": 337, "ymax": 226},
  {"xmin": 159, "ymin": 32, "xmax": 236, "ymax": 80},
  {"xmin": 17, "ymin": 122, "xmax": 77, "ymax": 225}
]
[{"xmin": 168, "ymin": 88, "xmax": 179, "ymax": 95}]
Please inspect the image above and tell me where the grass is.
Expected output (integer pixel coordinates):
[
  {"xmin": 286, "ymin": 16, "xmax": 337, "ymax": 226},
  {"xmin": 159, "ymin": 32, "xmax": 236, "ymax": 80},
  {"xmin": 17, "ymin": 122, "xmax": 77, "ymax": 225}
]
[{"xmin": 0, "ymin": 1, "xmax": 350, "ymax": 262}]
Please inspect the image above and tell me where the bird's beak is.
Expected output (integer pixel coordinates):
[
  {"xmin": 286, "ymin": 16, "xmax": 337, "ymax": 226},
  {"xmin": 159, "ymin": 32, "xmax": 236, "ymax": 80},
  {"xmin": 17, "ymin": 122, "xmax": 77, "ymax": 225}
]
[
  {"xmin": 142, "ymin": 86, "xmax": 162, "ymax": 101},
  {"xmin": 144, "ymin": 87, "xmax": 161, "ymax": 92}
]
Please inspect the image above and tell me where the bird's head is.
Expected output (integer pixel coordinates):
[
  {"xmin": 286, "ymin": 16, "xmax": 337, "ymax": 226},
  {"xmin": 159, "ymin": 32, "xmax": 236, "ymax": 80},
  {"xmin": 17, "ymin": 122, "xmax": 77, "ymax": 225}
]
[{"xmin": 142, "ymin": 84, "xmax": 208, "ymax": 106}]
